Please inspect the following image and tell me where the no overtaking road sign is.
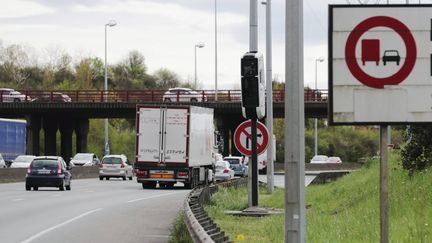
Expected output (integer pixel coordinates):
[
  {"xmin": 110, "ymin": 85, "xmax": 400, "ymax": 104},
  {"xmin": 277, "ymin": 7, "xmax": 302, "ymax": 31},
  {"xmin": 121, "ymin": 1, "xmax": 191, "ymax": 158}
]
[{"xmin": 330, "ymin": 5, "xmax": 432, "ymax": 124}]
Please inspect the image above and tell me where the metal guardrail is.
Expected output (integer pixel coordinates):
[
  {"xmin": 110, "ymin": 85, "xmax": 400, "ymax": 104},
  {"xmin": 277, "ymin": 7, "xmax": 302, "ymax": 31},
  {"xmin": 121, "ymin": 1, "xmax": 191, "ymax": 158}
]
[
  {"xmin": 184, "ymin": 178, "xmax": 248, "ymax": 243},
  {"xmin": 0, "ymin": 89, "xmax": 328, "ymax": 103}
]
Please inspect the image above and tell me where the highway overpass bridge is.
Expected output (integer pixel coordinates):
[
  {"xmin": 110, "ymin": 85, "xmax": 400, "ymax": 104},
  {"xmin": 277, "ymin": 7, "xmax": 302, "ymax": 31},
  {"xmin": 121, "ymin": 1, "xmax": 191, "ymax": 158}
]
[{"xmin": 0, "ymin": 89, "xmax": 328, "ymax": 160}]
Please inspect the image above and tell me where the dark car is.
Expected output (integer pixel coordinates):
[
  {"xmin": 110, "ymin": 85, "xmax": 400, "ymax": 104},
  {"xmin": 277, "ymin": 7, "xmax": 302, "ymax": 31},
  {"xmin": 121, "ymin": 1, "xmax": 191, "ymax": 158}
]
[
  {"xmin": 33, "ymin": 92, "xmax": 72, "ymax": 103},
  {"xmin": 382, "ymin": 50, "xmax": 400, "ymax": 66},
  {"xmin": 25, "ymin": 156, "xmax": 72, "ymax": 191}
]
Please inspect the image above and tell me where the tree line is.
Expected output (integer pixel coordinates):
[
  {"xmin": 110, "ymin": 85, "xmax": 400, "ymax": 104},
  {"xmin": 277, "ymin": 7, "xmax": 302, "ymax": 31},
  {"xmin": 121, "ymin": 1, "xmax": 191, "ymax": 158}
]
[{"xmin": 0, "ymin": 42, "xmax": 187, "ymax": 91}]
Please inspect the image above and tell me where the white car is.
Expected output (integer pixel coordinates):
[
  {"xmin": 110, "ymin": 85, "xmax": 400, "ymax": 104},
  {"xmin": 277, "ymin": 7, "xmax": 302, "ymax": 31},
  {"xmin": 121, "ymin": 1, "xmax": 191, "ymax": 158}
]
[
  {"xmin": 70, "ymin": 153, "xmax": 100, "ymax": 166},
  {"xmin": 99, "ymin": 154, "xmax": 133, "ymax": 180},
  {"xmin": 0, "ymin": 153, "xmax": 5, "ymax": 168},
  {"xmin": 162, "ymin": 87, "xmax": 207, "ymax": 102},
  {"xmin": 10, "ymin": 155, "xmax": 36, "ymax": 168},
  {"xmin": 215, "ymin": 160, "xmax": 235, "ymax": 181},
  {"xmin": 310, "ymin": 155, "xmax": 329, "ymax": 164},
  {"xmin": 0, "ymin": 88, "xmax": 32, "ymax": 102},
  {"xmin": 327, "ymin": 156, "xmax": 342, "ymax": 163}
]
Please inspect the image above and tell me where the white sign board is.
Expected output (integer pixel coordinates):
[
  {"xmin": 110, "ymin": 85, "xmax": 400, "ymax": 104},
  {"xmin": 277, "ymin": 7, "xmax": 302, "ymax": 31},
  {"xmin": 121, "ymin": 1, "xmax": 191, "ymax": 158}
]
[{"xmin": 330, "ymin": 5, "xmax": 432, "ymax": 124}]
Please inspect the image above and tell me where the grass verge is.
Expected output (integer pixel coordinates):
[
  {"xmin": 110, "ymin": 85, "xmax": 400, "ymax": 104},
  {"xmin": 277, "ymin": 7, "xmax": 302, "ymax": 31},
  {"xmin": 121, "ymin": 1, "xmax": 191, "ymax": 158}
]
[
  {"xmin": 168, "ymin": 211, "xmax": 193, "ymax": 243},
  {"xmin": 204, "ymin": 152, "xmax": 432, "ymax": 242}
]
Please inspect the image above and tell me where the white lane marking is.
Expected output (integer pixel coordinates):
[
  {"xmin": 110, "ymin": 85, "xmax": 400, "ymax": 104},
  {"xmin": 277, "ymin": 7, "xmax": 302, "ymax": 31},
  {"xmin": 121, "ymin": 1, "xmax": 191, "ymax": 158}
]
[
  {"xmin": 127, "ymin": 191, "xmax": 185, "ymax": 203},
  {"xmin": 21, "ymin": 208, "xmax": 103, "ymax": 243},
  {"xmin": 12, "ymin": 198, "xmax": 24, "ymax": 202}
]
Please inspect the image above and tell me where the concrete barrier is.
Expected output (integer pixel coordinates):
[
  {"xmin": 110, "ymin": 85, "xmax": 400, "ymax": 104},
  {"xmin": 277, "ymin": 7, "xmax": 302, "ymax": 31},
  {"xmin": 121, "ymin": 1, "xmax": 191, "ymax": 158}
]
[{"xmin": 0, "ymin": 166, "xmax": 99, "ymax": 183}]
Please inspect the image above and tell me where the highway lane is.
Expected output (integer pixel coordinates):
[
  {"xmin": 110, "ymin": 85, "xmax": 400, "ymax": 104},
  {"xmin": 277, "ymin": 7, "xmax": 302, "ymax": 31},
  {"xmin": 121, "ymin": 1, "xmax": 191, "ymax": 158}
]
[{"xmin": 0, "ymin": 178, "xmax": 189, "ymax": 243}]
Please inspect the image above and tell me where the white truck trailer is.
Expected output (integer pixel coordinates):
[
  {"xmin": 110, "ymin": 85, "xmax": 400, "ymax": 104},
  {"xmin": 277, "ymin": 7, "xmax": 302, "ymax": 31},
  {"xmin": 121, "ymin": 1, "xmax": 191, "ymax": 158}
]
[{"xmin": 135, "ymin": 105, "xmax": 215, "ymax": 189}]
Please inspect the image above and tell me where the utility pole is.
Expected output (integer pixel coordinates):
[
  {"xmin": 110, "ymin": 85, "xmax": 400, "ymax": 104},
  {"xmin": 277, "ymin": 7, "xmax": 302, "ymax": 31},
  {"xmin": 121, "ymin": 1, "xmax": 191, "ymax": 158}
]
[
  {"xmin": 263, "ymin": 0, "xmax": 274, "ymax": 194},
  {"xmin": 285, "ymin": 0, "xmax": 306, "ymax": 242}
]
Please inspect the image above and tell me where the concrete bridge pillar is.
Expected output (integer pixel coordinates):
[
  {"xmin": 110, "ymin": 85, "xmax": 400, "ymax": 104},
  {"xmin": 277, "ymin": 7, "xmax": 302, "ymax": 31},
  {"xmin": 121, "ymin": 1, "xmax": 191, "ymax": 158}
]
[
  {"xmin": 75, "ymin": 119, "xmax": 89, "ymax": 153},
  {"xmin": 214, "ymin": 112, "xmax": 245, "ymax": 157},
  {"xmin": 43, "ymin": 117, "xmax": 58, "ymax": 156},
  {"xmin": 26, "ymin": 116, "xmax": 41, "ymax": 156},
  {"xmin": 60, "ymin": 118, "xmax": 73, "ymax": 164}
]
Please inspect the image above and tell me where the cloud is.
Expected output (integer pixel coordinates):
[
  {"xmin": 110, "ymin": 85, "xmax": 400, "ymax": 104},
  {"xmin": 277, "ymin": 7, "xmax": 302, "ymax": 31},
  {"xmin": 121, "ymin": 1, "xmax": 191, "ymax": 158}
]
[{"xmin": 0, "ymin": 0, "xmax": 55, "ymax": 18}]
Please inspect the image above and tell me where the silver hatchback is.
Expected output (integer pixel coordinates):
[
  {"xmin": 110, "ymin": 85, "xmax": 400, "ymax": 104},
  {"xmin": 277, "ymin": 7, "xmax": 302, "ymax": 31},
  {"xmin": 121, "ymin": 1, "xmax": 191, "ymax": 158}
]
[{"xmin": 99, "ymin": 155, "xmax": 133, "ymax": 180}]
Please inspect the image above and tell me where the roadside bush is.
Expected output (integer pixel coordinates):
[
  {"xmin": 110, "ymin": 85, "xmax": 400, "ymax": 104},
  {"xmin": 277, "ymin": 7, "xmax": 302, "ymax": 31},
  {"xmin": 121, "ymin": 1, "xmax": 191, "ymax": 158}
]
[{"xmin": 401, "ymin": 125, "xmax": 432, "ymax": 173}]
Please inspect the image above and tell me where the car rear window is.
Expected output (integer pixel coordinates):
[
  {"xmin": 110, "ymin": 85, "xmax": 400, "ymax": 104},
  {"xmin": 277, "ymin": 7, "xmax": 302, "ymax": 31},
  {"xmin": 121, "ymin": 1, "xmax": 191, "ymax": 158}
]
[
  {"xmin": 103, "ymin": 157, "xmax": 122, "ymax": 164},
  {"xmin": 225, "ymin": 159, "xmax": 240, "ymax": 164},
  {"xmin": 31, "ymin": 159, "xmax": 58, "ymax": 168}
]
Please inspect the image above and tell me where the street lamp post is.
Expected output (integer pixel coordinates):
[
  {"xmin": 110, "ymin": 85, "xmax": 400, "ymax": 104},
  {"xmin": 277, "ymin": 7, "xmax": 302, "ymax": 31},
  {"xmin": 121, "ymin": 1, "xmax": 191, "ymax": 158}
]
[
  {"xmin": 194, "ymin": 42, "xmax": 205, "ymax": 88},
  {"xmin": 104, "ymin": 20, "xmax": 117, "ymax": 156},
  {"xmin": 314, "ymin": 57, "xmax": 324, "ymax": 156},
  {"xmin": 214, "ymin": 0, "xmax": 218, "ymax": 101},
  {"xmin": 262, "ymin": 0, "xmax": 274, "ymax": 194}
]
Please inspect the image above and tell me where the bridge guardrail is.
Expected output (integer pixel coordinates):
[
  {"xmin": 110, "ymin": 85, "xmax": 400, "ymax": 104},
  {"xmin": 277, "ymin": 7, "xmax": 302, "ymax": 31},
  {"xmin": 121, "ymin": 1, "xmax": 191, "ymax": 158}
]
[
  {"xmin": 1, "ymin": 89, "xmax": 328, "ymax": 103},
  {"xmin": 184, "ymin": 178, "xmax": 248, "ymax": 243}
]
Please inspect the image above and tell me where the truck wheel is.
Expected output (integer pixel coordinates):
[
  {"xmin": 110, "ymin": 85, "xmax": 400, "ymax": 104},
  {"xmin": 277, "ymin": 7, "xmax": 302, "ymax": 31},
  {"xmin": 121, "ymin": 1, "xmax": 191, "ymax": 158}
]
[
  {"xmin": 25, "ymin": 185, "xmax": 31, "ymax": 191},
  {"xmin": 99, "ymin": 176, "xmax": 103, "ymax": 180}
]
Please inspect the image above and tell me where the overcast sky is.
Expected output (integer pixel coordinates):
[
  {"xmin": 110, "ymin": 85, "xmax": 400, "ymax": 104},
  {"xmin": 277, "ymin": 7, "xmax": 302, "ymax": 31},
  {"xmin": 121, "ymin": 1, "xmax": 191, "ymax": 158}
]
[{"xmin": 0, "ymin": 0, "xmax": 425, "ymax": 90}]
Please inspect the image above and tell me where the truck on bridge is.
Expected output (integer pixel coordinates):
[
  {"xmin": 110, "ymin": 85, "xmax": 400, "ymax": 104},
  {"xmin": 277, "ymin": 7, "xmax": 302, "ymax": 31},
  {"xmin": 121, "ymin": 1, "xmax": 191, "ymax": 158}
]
[
  {"xmin": 134, "ymin": 105, "xmax": 215, "ymax": 189},
  {"xmin": 0, "ymin": 118, "xmax": 26, "ymax": 163}
]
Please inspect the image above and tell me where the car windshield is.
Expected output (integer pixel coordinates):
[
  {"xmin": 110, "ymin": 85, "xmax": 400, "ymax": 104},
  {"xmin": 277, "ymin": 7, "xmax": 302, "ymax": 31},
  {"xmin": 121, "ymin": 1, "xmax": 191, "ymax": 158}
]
[
  {"xmin": 31, "ymin": 159, "xmax": 58, "ymax": 168},
  {"xmin": 215, "ymin": 162, "xmax": 227, "ymax": 169},
  {"xmin": 73, "ymin": 154, "xmax": 92, "ymax": 160},
  {"xmin": 385, "ymin": 50, "xmax": 398, "ymax": 55},
  {"xmin": 224, "ymin": 158, "xmax": 240, "ymax": 165},
  {"xmin": 14, "ymin": 156, "xmax": 35, "ymax": 163},
  {"xmin": 312, "ymin": 156, "xmax": 328, "ymax": 161},
  {"xmin": 103, "ymin": 157, "xmax": 122, "ymax": 164}
]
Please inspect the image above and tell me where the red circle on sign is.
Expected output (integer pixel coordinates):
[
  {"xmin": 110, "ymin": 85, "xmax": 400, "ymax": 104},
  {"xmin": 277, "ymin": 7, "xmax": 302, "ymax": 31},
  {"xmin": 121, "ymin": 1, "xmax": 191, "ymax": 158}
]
[
  {"xmin": 345, "ymin": 16, "xmax": 417, "ymax": 89},
  {"xmin": 234, "ymin": 120, "xmax": 269, "ymax": 156}
]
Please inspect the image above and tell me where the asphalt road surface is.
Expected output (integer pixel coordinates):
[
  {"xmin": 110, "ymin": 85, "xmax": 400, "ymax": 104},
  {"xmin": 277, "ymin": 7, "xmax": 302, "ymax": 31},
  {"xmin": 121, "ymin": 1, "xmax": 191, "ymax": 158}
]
[{"xmin": 0, "ymin": 178, "xmax": 189, "ymax": 243}]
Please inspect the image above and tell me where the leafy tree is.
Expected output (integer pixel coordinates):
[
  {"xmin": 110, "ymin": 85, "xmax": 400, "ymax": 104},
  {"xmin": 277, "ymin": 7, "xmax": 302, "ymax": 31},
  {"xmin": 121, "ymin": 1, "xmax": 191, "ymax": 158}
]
[
  {"xmin": 401, "ymin": 125, "xmax": 432, "ymax": 173},
  {"xmin": 0, "ymin": 44, "xmax": 31, "ymax": 87},
  {"xmin": 153, "ymin": 68, "xmax": 181, "ymax": 89},
  {"xmin": 73, "ymin": 57, "xmax": 105, "ymax": 90},
  {"xmin": 42, "ymin": 65, "xmax": 56, "ymax": 89},
  {"xmin": 111, "ymin": 50, "xmax": 156, "ymax": 89}
]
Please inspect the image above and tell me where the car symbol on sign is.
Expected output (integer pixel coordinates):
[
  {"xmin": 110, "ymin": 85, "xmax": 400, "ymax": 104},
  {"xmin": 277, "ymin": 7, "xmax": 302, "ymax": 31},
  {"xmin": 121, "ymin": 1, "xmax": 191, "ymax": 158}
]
[{"xmin": 383, "ymin": 50, "xmax": 401, "ymax": 66}]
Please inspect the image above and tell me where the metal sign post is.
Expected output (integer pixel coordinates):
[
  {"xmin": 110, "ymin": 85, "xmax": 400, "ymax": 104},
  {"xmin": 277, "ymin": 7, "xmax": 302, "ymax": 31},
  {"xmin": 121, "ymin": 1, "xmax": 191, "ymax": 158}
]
[
  {"xmin": 251, "ymin": 118, "xmax": 258, "ymax": 206},
  {"xmin": 380, "ymin": 125, "xmax": 389, "ymax": 243}
]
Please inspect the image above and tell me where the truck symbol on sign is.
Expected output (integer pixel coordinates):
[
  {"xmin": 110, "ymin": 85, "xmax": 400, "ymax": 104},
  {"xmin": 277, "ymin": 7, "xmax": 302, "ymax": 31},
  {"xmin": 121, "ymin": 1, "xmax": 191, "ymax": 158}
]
[
  {"xmin": 361, "ymin": 39, "xmax": 401, "ymax": 66},
  {"xmin": 361, "ymin": 39, "xmax": 380, "ymax": 65}
]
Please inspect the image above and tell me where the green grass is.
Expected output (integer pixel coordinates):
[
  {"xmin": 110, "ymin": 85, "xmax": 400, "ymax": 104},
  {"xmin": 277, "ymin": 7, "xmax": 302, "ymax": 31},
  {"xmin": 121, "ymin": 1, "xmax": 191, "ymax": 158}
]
[
  {"xmin": 168, "ymin": 211, "xmax": 193, "ymax": 243},
  {"xmin": 204, "ymin": 152, "xmax": 432, "ymax": 242}
]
